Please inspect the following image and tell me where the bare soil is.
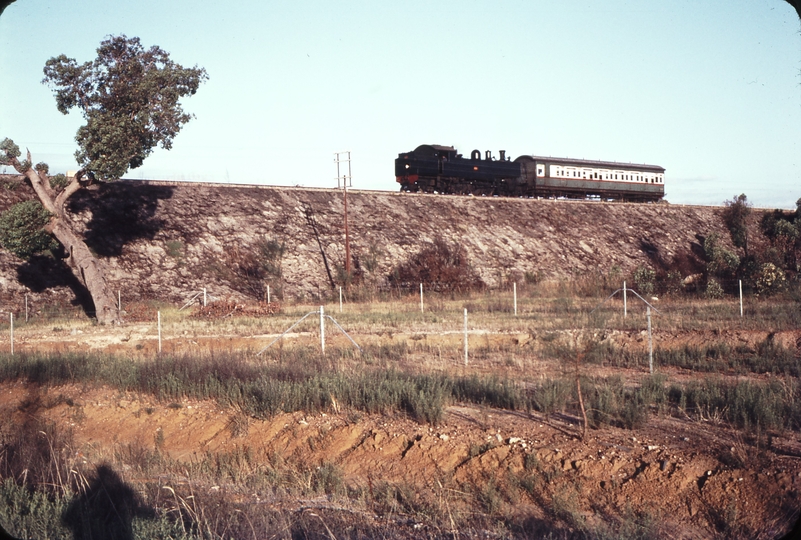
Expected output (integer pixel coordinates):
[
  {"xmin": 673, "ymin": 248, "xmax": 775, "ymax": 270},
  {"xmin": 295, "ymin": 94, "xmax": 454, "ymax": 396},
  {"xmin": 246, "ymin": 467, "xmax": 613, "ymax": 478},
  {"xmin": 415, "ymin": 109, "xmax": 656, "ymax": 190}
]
[{"xmin": 2, "ymin": 321, "xmax": 800, "ymax": 539}]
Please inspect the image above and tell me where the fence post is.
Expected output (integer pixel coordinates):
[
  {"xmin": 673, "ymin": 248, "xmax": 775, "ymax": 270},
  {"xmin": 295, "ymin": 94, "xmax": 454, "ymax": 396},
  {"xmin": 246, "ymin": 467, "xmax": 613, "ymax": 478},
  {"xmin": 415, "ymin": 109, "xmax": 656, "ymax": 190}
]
[
  {"xmin": 623, "ymin": 281, "xmax": 627, "ymax": 318},
  {"xmin": 513, "ymin": 282, "xmax": 518, "ymax": 317},
  {"xmin": 157, "ymin": 311, "xmax": 162, "ymax": 354},
  {"xmin": 267, "ymin": 285, "xmax": 271, "ymax": 304},
  {"xmin": 118, "ymin": 290, "xmax": 121, "ymax": 313},
  {"xmin": 25, "ymin": 295, "xmax": 28, "ymax": 323},
  {"xmin": 739, "ymin": 280, "xmax": 743, "ymax": 318},
  {"xmin": 339, "ymin": 286, "xmax": 343, "ymax": 313},
  {"xmin": 9, "ymin": 313, "xmax": 13, "ymax": 356},
  {"xmin": 647, "ymin": 306, "xmax": 653, "ymax": 374},
  {"xmin": 320, "ymin": 305, "xmax": 325, "ymax": 354},
  {"xmin": 420, "ymin": 283, "xmax": 424, "ymax": 314},
  {"xmin": 463, "ymin": 308, "xmax": 468, "ymax": 366},
  {"xmin": 203, "ymin": 288, "xmax": 207, "ymax": 307}
]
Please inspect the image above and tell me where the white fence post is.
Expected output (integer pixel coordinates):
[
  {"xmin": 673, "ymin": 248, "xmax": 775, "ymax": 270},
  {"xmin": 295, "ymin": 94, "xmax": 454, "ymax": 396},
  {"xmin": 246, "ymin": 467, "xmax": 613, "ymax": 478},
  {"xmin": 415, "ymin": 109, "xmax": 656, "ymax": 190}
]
[
  {"xmin": 320, "ymin": 305, "xmax": 325, "ymax": 354},
  {"xmin": 25, "ymin": 295, "xmax": 28, "ymax": 323},
  {"xmin": 739, "ymin": 280, "xmax": 743, "ymax": 318},
  {"xmin": 118, "ymin": 290, "xmax": 121, "ymax": 312},
  {"xmin": 9, "ymin": 313, "xmax": 13, "ymax": 356},
  {"xmin": 623, "ymin": 281, "xmax": 628, "ymax": 318},
  {"xmin": 267, "ymin": 285, "xmax": 271, "ymax": 304},
  {"xmin": 463, "ymin": 308, "xmax": 468, "ymax": 366},
  {"xmin": 157, "ymin": 311, "xmax": 162, "ymax": 354},
  {"xmin": 339, "ymin": 286, "xmax": 343, "ymax": 313},
  {"xmin": 647, "ymin": 306, "xmax": 653, "ymax": 374},
  {"xmin": 513, "ymin": 282, "xmax": 518, "ymax": 317},
  {"xmin": 420, "ymin": 283, "xmax": 424, "ymax": 314},
  {"xmin": 203, "ymin": 288, "xmax": 207, "ymax": 307}
]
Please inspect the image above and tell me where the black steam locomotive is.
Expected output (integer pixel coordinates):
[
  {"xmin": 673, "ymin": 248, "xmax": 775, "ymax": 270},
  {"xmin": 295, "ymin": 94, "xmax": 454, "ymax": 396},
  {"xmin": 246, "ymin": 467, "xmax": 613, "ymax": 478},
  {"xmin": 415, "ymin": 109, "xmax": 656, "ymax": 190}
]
[{"xmin": 395, "ymin": 144, "xmax": 665, "ymax": 202}]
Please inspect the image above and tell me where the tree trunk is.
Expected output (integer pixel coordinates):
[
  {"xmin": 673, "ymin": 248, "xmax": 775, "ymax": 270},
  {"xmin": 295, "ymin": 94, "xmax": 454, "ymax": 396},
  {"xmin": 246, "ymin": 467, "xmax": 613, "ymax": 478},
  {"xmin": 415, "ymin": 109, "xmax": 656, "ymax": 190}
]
[
  {"xmin": 12, "ymin": 156, "xmax": 121, "ymax": 324},
  {"xmin": 48, "ymin": 218, "xmax": 120, "ymax": 325}
]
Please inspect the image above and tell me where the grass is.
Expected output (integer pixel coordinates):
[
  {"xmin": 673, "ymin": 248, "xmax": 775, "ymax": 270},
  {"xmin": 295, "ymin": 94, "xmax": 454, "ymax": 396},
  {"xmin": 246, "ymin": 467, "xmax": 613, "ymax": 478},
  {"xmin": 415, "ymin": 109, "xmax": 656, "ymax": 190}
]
[
  {"xmin": 2, "ymin": 346, "xmax": 798, "ymax": 437},
  {"xmin": 1, "ymin": 288, "xmax": 800, "ymax": 538}
]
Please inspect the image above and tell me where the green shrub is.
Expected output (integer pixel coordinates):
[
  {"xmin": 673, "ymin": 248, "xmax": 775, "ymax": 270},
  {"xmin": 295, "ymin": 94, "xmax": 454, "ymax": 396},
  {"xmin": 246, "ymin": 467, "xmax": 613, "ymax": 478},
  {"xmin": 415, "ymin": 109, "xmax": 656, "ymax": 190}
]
[
  {"xmin": 0, "ymin": 200, "xmax": 57, "ymax": 258},
  {"xmin": 49, "ymin": 173, "xmax": 69, "ymax": 191},
  {"xmin": 755, "ymin": 262, "xmax": 786, "ymax": 296},
  {"xmin": 705, "ymin": 279, "xmax": 724, "ymax": 299},
  {"xmin": 632, "ymin": 266, "xmax": 656, "ymax": 296}
]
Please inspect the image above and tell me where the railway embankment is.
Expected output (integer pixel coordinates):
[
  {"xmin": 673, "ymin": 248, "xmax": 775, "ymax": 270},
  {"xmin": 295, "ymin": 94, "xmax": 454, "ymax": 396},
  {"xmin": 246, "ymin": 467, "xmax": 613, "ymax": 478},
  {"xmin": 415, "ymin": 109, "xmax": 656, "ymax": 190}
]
[{"xmin": 0, "ymin": 176, "xmax": 730, "ymax": 307}]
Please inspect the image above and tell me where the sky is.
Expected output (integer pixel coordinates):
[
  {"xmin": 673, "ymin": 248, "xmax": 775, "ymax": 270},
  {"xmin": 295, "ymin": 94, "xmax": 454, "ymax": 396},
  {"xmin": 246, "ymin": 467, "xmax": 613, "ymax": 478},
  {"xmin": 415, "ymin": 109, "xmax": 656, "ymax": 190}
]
[{"xmin": 1, "ymin": 0, "xmax": 800, "ymax": 208}]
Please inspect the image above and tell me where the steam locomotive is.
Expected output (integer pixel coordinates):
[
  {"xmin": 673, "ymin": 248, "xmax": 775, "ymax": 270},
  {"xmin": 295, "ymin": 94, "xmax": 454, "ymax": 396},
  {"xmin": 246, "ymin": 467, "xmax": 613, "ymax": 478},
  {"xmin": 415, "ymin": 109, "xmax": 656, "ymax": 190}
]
[{"xmin": 395, "ymin": 144, "xmax": 665, "ymax": 202}]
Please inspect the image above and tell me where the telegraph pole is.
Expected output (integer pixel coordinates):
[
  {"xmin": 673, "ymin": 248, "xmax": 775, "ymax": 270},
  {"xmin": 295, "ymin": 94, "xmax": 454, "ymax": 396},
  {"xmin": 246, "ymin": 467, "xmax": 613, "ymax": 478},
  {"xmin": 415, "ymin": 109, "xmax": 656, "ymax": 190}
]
[{"xmin": 334, "ymin": 151, "xmax": 352, "ymax": 278}]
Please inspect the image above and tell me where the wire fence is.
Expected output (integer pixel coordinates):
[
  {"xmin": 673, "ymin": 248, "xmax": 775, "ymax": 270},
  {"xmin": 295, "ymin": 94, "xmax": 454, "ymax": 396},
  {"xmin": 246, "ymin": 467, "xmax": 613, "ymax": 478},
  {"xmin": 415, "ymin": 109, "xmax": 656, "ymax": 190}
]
[{"xmin": 0, "ymin": 278, "xmax": 776, "ymax": 328}]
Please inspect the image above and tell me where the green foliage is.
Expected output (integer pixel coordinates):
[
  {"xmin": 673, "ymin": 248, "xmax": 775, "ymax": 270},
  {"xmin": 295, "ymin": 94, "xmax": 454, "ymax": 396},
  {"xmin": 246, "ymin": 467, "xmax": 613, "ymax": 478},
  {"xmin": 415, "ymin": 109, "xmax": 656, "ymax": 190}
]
[
  {"xmin": 721, "ymin": 193, "xmax": 751, "ymax": 255},
  {"xmin": 705, "ymin": 278, "xmax": 724, "ymax": 299},
  {"xmin": 632, "ymin": 265, "xmax": 656, "ymax": 296},
  {"xmin": 755, "ymin": 262, "xmax": 786, "ymax": 296},
  {"xmin": 0, "ymin": 479, "xmax": 72, "ymax": 539},
  {"xmin": 704, "ymin": 232, "xmax": 740, "ymax": 281},
  {"xmin": 668, "ymin": 378, "xmax": 799, "ymax": 432},
  {"xmin": 0, "ymin": 138, "xmax": 30, "ymax": 172},
  {"xmin": 0, "ymin": 200, "xmax": 57, "ymax": 258},
  {"xmin": 49, "ymin": 173, "xmax": 69, "ymax": 191},
  {"xmin": 0, "ymin": 137, "xmax": 21, "ymax": 165},
  {"xmin": 165, "ymin": 239, "xmax": 184, "ymax": 259},
  {"xmin": 760, "ymin": 206, "xmax": 801, "ymax": 275},
  {"xmin": 42, "ymin": 35, "xmax": 208, "ymax": 180}
]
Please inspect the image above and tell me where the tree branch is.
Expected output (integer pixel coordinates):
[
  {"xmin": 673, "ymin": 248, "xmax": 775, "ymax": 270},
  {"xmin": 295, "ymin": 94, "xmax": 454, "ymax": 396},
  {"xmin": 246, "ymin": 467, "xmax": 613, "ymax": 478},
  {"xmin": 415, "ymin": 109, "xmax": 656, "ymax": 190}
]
[
  {"xmin": 54, "ymin": 174, "xmax": 85, "ymax": 209},
  {"xmin": 8, "ymin": 154, "xmax": 59, "ymax": 214}
]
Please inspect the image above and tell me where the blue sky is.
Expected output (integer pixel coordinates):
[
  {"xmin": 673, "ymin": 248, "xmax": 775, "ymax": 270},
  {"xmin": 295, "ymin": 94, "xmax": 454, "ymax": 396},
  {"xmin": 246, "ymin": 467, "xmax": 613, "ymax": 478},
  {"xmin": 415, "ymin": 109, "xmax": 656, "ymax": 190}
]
[{"xmin": 1, "ymin": 0, "xmax": 800, "ymax": 208}]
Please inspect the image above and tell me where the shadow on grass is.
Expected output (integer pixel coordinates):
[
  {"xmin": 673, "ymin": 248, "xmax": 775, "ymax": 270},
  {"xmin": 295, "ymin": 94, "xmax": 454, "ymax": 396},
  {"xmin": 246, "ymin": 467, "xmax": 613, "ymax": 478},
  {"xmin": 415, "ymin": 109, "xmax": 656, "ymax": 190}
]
[{"xmin": 63, "ymin": 464, "xmax": 155, "ymax": 540}]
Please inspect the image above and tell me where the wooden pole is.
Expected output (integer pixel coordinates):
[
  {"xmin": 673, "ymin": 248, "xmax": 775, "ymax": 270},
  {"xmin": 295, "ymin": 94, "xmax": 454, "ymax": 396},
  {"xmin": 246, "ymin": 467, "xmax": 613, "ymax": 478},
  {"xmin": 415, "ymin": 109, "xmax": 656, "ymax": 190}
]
[
  {"xmin": 157, "ymin": 311, "xmax": 162, "ymax": 354},
  {"xmin": 344, "ymin": 184, "xmax": 351, "ymax": 278},
  {"xmin": 420, "ymin": 283, "xmax": 424, "ymax": 314}
]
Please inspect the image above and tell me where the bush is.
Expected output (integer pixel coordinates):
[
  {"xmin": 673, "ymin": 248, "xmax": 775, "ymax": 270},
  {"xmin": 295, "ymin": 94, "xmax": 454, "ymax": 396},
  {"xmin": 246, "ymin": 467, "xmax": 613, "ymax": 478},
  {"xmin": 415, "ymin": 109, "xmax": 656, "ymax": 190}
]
[
  {"xmin": 389, "ymin": 238, "xmax": 484, "ymax": 292},
  {"xmin": 207, "ymin": 236, "xmax": 286, "ymax": 301},
  {"xmin": 755, "ymin": 262, "xmax": 786, "ymax": 296},
  {"xmin": 632, "ymin": 266, "xmax": 656, "ymax": 296},
  {"xmin": 0, "ymin": 200, "xmax": 57, "ymax": 259},
  {"xmin": 705, "ymin": 279, "xmax": 724, "ymax": 299},
  {"xmin": 49, "ymin": 173, "xmax": 69, "ymax": 191}
]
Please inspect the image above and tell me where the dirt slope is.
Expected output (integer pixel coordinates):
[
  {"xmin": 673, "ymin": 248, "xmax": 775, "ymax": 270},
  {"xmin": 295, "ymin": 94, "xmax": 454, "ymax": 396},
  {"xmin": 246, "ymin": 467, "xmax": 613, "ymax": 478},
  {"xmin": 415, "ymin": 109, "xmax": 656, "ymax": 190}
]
[
  {"xmin": 0, "ymin": 176, "xmax": 726, "ymax": 310},
  {"xmin": 2, "ymin": 379, "xmax": 798, "ymax": 539}
]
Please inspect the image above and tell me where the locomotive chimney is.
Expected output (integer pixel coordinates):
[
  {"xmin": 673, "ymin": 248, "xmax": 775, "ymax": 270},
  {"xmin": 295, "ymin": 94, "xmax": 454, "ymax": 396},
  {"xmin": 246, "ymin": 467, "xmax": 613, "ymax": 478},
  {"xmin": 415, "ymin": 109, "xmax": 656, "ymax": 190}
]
[{"xmin": 499, "ymin": 150, "xmax": 506, "ymax": 161}]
